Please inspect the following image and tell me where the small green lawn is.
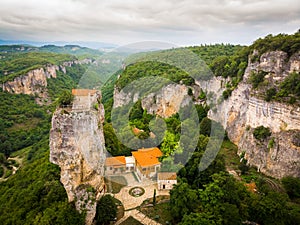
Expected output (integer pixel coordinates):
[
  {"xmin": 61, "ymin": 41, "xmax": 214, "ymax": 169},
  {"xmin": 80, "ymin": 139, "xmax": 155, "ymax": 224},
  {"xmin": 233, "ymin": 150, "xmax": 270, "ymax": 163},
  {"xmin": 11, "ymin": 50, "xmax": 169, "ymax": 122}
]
[
  {"xmin": 119, "ymin": 216, "xmax": 143, "ymax": 225},
  {"xmin": 105, "ymin": 176, "xmax": 127, "ymax": 194},
  {"xmin": 139, "ymin": 196, "xmax": 172, "ymax": 225}
]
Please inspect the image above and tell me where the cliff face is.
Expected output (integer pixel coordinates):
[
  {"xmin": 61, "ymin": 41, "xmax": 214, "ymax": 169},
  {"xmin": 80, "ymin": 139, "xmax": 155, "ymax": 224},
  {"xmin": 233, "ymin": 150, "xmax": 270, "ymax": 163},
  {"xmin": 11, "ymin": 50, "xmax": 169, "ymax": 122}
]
[
  {"xmin": 112, "ymin": 50, "xmax": 300, "ymax": 179},
  {"xmin": 50, "ymin": 90, "xmax": 106, "ymax": 225},
  {"xmin": 209, "ymin": 50, "xmax": 300, "ymax": 178},
  {"xmin": 2, "ymin": 59, "xmax": 92, "ymax": 97},
  {"xmin": 113, "ymin": 83, "xmax": 200, "ymax": 118},
  {"xmin": 3, "ymin": 66, "xmax": 59, "ymax": 95}
]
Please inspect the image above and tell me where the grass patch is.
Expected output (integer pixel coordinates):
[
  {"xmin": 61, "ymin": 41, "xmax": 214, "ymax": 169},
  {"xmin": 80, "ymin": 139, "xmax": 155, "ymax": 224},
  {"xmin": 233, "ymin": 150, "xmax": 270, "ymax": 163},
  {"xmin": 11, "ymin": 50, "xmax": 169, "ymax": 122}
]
[
  {"xmin": 7, "ymin": 118, "xmax": 41, "ymax": 132},
  {"xmin": 140, "ymin": 202, "xmax": 172, "ymax": 224},
  {"xmin": 219, "ymin": 140, "xmax": 240, "ymax": 170},
  {"xmin": 119, "ymin": 216, "xmax": 143, "ymax": 225},
  {"xmin": 105, "ymin": 176, "xmax": 127, "ymax": 194},
  {"xmin": 10, "ymin": 145, "xmax": 31, "ymax": 158}
]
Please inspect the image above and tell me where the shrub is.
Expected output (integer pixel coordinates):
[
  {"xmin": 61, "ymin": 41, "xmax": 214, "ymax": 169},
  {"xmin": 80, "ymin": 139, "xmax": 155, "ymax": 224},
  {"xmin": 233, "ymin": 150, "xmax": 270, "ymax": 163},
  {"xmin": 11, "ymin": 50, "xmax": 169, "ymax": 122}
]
[
  {"xmin": 222, "ymin": 89, "xmax": 233, "ymax": 99},
  {"xmin": 200, "ymin": 117, "xmax": 212, "ymax": 136},
  {"xmin": 265, "ymin": 88, "xmax": 277, "ymax": 102},
  {"xmin": 249, "ymin": 71, "xmax": 268, "ymax": 88},
  {"xmin": 0, "ymin": 166, "xmax": 3, "ymax": 177},
  {"xmin": 198, "ymin": 90, "xmax": 206, "ymax": 100},
  {"xmin": 268, "ymin": 137, "xmax": 275, "ymax": 149},
  {"xmin": 95, "ymin": 195, "xmax": 117, "ymax": 225},
  {"xmin": 253, "ymin": 126, "xmax": 271, "ymax": 140},
  {"xmin": 282, "ymin": 176, "xmax": 300, "ymax": 199},
  {"xmin": 0, "ymin": 153, "xmax": 5, "ymax": 164},
  {"xmin": 58, "ymin": 90, "xmax": 74, "ymax": 106}
]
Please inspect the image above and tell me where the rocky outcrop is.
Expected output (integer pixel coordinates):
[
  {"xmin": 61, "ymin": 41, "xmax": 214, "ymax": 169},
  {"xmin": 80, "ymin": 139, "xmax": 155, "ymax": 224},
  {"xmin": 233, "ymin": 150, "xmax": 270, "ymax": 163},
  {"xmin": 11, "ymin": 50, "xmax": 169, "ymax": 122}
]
[
  {"xmin": 2, "ymin": 65, "xmax": 59, "ymax": 95},
  {"xmin": 141, "ymin": 84, "xmax": 190, "ymax": 118},
  {"xmin": 2, "ymin": 59, "xmax": 92, "ymax": 96},
  {"xmin": 209, "ymin": 50, "xmax": 300, "ymax": 179},
  {"xmin": 112, "ymin": 50, "xmax": 300, "ymax": 179},
  {"xmin": 50, "ymin": 90, "xmax": 106, "ymax": 225},
  {"xmin": 113, "ymin": 83, "xmax": 202, "ymax": 118}
]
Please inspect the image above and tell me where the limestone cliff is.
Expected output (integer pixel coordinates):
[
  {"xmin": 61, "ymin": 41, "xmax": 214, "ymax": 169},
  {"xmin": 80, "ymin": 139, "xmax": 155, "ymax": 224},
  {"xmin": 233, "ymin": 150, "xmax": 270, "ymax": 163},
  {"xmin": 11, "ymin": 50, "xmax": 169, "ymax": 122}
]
[
  {"xmin": 209, "ymin": 50, "xmax": 300, "ymax": 179},
  {"xmin": 2, "ymin": 59, "xmax": 92, "ymax": 97},
  {"xmin": 112, "ymin": 50, "xmax": 300, "ymax": 179},
  {"xmin": 2, "ymin": 65, "xmax": 59, "ymax": 95},
  {"xmin": 113, "ymin": 83, "xmax": 201, "ymax": 118},
  {"xmin": 50, "ymin": 90, "xmax": 106, "ymax": 225}
]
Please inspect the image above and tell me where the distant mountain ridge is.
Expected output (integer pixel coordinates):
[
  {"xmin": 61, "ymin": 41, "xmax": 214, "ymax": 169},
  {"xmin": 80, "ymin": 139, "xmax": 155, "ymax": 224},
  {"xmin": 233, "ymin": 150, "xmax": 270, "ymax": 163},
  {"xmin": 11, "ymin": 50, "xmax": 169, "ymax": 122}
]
[
  {"xmin": 0, "ymin": 44, "xmax": 105, "ymax": 57},
  {"xmin": 0, "ymin": 39, "xmax": 117, "ymax": 50}
]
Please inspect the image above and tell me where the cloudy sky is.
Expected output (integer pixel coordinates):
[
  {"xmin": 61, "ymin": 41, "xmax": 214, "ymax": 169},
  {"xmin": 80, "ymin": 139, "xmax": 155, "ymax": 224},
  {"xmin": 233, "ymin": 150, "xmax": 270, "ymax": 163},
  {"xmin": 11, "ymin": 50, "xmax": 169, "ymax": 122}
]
[{"xmin": 0, "ymin": 0, "xmax": 299, "ymax": 46}]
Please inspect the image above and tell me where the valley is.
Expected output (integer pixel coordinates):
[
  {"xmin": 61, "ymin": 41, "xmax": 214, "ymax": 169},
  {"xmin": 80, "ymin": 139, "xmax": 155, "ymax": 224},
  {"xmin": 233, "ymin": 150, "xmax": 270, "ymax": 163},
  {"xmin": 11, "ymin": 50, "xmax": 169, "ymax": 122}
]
[{"xmin": 0, "ymin": 32, "xmax": 299, "ymax": 225}]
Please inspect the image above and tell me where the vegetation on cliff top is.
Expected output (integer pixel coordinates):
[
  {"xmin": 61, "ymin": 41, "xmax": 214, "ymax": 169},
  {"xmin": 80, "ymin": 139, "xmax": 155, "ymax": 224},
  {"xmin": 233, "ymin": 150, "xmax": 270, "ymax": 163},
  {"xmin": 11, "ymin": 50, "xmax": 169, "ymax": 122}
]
[
  {"xmin": 250, "ymin": 30, "xmax": 300, "ymax": 57},
  {"xmin": 0, "ymin": 52, "xmax": 77, "ymax": 82}
]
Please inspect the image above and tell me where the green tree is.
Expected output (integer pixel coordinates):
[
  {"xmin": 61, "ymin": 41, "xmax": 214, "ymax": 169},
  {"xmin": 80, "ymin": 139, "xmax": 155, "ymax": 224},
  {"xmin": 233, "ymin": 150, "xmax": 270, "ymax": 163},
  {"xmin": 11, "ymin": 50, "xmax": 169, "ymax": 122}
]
[
  {"xmin": 153, "ymin": 189, "xmax": 156, "ymax": 206},
  {"xmin": 200, "ymin": 117, "xmax": 211, "ymax": 136},
  {"xmin": 95, "ymin": 195, "xmax": 117, "ymax": 225},
  {"xmin": 161, "ymin": 131, "xmax": 179, "ymax": 157},
  {"xmin": 33, "ymin": 201, "xmax": 84, "ymax": 225},
  {"xmin": 253, "ymin": 126, "xmax": 271, "ymax": 140},
  {"xmin": 0, "ymin": 166, "xmax": 3, "ymax": 177},
  {"xmin": 249, "ymin": 71, "xmax": 268, "ymax": 88},
  {"xmin": 282, "ymin": 176, "xmax": 300, "ymax": 199},
  {"xmin": 265, "ymin": 88, "xmax": 277, "ymax": 102},
  {"xmin": 249, "ymin": 191, "xmax": 289, "ymax": 225},
  {"xmin": 279, "ymin": 72, "xmax": 300, "ymax": 97},
  {"xmin": 180, "ymin": 212, "xmax": 221, "ymax": 225},
  {"xmin": 0, "ymin": 153, "xmax": 5, "ymax": 164},
  {"xmin": 129, "ymin": 100, "xmax": 143, "ymax": 121},
  {"xmin": 169, "ymin": 182, "xmax": 200, "ymax": 221},
  {"xmin": 58, "ymin": 90, "xmax": 74, "ymax": 106}
]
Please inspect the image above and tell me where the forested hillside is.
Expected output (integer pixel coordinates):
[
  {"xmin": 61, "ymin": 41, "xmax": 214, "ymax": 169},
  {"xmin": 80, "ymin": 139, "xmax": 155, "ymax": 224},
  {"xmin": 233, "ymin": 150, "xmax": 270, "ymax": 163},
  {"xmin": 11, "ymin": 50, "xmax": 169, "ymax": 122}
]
[{"xmin": 0, "ymin": 50, "xmax": 87, "ymax": 224}]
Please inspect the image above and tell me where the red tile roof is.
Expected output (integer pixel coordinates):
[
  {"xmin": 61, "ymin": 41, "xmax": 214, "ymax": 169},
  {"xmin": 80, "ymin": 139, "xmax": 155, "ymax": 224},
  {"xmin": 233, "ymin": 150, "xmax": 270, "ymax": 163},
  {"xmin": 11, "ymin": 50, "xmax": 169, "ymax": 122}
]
[
  {"xmin": 105, "ymin": 156, "xmax": 126, "ymax": 167},
  {"xmin": 132, "ymin": 147, "xmax": 163, "ymax": 167},
  {"xmin": 158, "ymin": 172, "xmax": 177, "ymax": 180},
  {"xmin": 72, "ymin": 89, "xmax": 97, "ymax": 96}
]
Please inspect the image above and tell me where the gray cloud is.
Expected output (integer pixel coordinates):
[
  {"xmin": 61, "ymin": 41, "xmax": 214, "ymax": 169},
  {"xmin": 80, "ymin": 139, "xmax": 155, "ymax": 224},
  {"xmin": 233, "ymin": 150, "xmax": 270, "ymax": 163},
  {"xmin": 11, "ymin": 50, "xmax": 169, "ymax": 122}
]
[{"xmin": 0, "ymin": 0, "xmax": 299, "ymax": 45}]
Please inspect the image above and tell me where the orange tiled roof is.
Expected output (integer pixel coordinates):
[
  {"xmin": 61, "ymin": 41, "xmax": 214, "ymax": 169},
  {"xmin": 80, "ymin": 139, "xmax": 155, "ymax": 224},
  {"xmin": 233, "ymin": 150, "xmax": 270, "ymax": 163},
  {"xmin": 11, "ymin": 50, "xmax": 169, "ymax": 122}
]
[
  {"xmin": 72, "ymin": 89, "xmax": 97, "ymax": 96},
  {"xmin": 158, "ymin": 172, "xmax": 177, "ymax": 180},
  {"xmin": 245, "ymin": 182, "xmax": 257, "ymax": 193},
  {"xmin": 132, "ymin": 127, "xmax": 143, "ymax": 135},
  {"xmin": 105, "ymin": 156, "xmax": 126, "ymax": 167},
  {"xmin": 132, "ymin": 147, "xmax": 163, "ymax": 167}
]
